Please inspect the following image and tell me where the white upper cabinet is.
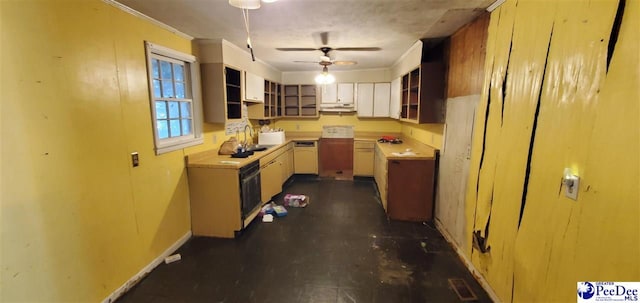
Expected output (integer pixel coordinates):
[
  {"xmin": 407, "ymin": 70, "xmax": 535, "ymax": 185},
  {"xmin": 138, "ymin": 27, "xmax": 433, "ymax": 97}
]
[
  {"xmin": 321, "ymin": 83, "xmax": 355, "ymax": 104},
  {"xmin": 389, "ymin": 77, "xmax": 401, "ymax": 119},
  {"xmin": 244, "ymin": 71, "xmax": 264, "ymax": 103},
  {"xmin": 373, "ymin": 83, "xmax": 391, "ymax": 117},
  {"xmin": 320, "ymin": 83, "xmax": 337, "ymax": 103},
  {"xmin": 357, "ymin": 82, "xmax": 391, "ymax": 117},
  {"xmin": 337, "ymin": 83, "xmax": 354, "ymax": 104},
  {"xmin": 356, "ymin": 83, "xmax": 374, "ymax": 117}
]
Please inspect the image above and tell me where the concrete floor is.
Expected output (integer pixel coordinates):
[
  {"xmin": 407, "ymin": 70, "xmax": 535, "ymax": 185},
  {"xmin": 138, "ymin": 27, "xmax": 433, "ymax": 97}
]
[{"xmin": 117, "ymin": 176, "xmax": 492, "ymax": 303}]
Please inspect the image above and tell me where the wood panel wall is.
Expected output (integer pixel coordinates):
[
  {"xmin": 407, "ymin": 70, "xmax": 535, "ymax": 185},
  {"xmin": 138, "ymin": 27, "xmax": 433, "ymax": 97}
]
[{"xmin": 447, "ymin": 13, "xmax": 490, "ymax": 98}]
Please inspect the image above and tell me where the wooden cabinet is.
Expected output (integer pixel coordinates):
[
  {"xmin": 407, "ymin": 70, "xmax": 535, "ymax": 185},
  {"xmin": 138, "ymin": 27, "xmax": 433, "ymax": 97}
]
[
  {"xmin": 400, "ymin": 63, "xmax": 445, "ymax": 123},
  {"xmin": 283, "ymin": 85, "xmax": 318, "ymax": 117},
  {"xmin": 280, "ymin": 142, "xmax": 294, "ymax": 183},
  {"xmin": 244, "ymin": 71, "xmax": 264, "ymax": 103},
  {"xmin": 373, "ymin": 145, "xmax": 388, "ymax": 211},
  {"xmin": 387, "ymin": 159, "xmax": 435, "ymax": 221},
  {"xmin": 356, "ymin": 83, "xmax": 374, "ymax": 116},
  {"xmin": 293, "ymin": 141, "xmax": 318, "ymax": 174},
  {"xmin": 187, "ymin": 167, "xmax": 242, "ymax": 238},
  {"xmin": 320, "ymin": 83, "xmax": 354, "ymax": 104},
  {"xmin": 260, "ymin": 158, "xmax": 281, "ymax": 202},
  {"xmin": 357, "ymin": 83, "xmax": 391, "ymax": 117},
  {"xmin": 389, "ymin": 77, "xmax": 401, "ymax": 119},
  {"xmin": 248, "ymin": 80, "xmax": 280, "ymax": 119},
  {"xmin": 201, "ymin": 64, "xmax": 242, "ymax": 122},
  {"xmin": 319, "ymin": 138, "xmax": 354, "ymax": 178},
  {"xmin": 353, "ymin": 140, "xmax": 374, "ymax": 176}
]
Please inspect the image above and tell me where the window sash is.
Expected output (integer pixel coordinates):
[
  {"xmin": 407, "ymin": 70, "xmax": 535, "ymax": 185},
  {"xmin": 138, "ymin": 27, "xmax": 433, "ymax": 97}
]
[{"xmin": 145, "ymin": 41, "xmax": 202, "ymax": 155}]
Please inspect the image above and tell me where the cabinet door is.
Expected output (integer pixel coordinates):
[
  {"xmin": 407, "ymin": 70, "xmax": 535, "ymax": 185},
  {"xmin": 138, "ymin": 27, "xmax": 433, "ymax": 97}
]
[
  {"xmin": 373, "ymin": 147, "xmax": 387, "ymax": 211},
  {"xmin": 261, "ymin": 160, "xmax": 282, "ymax": 202},
  {"xmin": 390, "ymin": 77, "xmax": 401, "ymax": 119},
  {"xmin": 321, "ymin": 83, "xmax": 337, "ymax": 103},
  {"xmin": 373, "ymin": 82, "xmax": 391, "ymax": 117},
  {"xmin": 356, "ymin": 83, "xmax": 374, "ymax": 117},
  {"xmin": 244, "ymin": 71, "xmax": 264, "ymax": 102},
  {"xmin": 337, "ymin": 83, "xmax": 354, "ymax": 104},
  {"xmin": 353, "ymin": 149, "xmax": 374, "ymax": 176},
  {"xmin": 294, "ymin": 148, "xmax": 318, "ymax": 174},
  {"xmin": 387, "ymin": 159, "xmax": 435, "ymax": 221}
]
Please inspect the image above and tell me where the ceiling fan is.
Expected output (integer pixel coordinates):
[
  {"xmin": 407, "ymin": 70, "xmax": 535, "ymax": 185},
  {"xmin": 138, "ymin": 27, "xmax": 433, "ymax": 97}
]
[{"xmin": 276, "ymin": 32, "xmax": 381, "ymax": 67}]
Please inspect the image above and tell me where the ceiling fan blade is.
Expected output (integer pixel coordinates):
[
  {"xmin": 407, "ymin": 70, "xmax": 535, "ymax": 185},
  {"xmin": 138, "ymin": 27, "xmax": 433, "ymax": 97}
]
[
  {"xmin": 320, "ymin": 32, "xmax": 329, "ymax": 46},
  {"xmin": 293, "ymin": 60, "xmax": 321, "ymax": 64},
  {"xmin": 276, "ymin": 47, "xmax": 318, "ymax": 51},
  {"xmin": 333, "ymin": 61, "xmax": 357, "ymax": 66},
  {"xmin": 333, "ymin": 47, "xmax": 381, "ymax": 51}
]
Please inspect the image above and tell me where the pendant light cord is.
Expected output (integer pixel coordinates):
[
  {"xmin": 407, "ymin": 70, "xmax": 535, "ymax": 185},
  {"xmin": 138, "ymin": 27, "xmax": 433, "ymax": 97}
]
[{"xmin": 242, "ymin": 9, "xmax": 256, "ymax": 61}]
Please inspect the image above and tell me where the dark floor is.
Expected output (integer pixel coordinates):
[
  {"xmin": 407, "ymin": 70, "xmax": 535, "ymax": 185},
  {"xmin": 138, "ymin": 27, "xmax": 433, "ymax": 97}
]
[{"xmin": 117, "ymin": 176, "xmax": 492, "ymax": 303}]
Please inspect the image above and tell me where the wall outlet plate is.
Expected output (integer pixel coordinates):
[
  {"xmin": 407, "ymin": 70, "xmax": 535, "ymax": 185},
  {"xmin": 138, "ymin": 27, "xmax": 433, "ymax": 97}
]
[{"xmin": 564, "ymin": 175, "xmax": 579, "ymax": 200}]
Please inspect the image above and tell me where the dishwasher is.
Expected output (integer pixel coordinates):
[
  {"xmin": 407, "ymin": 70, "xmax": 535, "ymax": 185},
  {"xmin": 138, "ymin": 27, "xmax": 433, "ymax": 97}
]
[{"xmin": 239, "ymin": 160, "xmax": 261, "ymax": 225}]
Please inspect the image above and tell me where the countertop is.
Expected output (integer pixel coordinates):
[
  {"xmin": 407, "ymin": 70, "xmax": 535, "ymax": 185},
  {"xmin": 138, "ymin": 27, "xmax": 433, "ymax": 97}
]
[{"xmin": 186, "ymin": 132, "xmax": 437, "ymax": 169}]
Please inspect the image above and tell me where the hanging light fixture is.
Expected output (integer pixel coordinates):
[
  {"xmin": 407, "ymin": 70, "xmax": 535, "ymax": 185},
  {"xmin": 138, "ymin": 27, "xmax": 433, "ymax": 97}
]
[
  {"xmin": 315, "ymin": 66, "xmax": 335, "ymax": 84},
  {"xmin": 228, "ymin": 0, "xmax": 261, "ymax": 9}
]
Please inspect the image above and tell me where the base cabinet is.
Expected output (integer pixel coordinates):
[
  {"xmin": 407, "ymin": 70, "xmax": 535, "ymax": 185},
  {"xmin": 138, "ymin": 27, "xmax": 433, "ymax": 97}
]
[
  {"xmin": 294, "ymin": 141, "xmax": 318, "ymax": 174},
  {"xmin": 373, "ymin": 146, "xmax": 388, "ymax": 211},
  {"xmin": 260, "ymin": 159, "xmax": 281, "ymax": 203},
  {"xmin": 354, "ymin": 141, "xmax": 374, "ymax": 176},
  {"xmin": 387, "ymin": 159, "xmax": 435, "ymax": 221}
]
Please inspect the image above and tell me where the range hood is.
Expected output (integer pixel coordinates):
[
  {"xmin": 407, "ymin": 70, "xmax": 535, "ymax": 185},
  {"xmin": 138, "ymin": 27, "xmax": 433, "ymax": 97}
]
[{"xmin": 319, "ymin": 102, "xmax": 356, "ymax": 112}]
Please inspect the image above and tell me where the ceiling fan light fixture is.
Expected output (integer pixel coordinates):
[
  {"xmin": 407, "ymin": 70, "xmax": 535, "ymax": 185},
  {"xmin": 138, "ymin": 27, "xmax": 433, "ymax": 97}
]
[
  {"xmin": 229, "ymin": 0, "xmax": 261, "ymax": 9},
  {"xmin": 315, "ymin": 67, "xmax": 335, "ymax": 84}
]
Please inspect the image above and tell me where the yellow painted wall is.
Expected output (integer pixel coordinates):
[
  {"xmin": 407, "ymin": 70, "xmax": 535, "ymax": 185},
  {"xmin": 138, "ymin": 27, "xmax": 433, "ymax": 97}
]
[
  {"xmin": 464, "ymin": 0, "xmax": 639, "ymax": 302},
  {"xmin": 0, "ymin": 0, "xmax": 224, "ymax": 301},
  {"xmin": 401, "ymin": 123, "xmax": 444, "ymax": 149},
  {"xmin": 275, "ymin": 113, "xmax": 401, "ymax": 133}
]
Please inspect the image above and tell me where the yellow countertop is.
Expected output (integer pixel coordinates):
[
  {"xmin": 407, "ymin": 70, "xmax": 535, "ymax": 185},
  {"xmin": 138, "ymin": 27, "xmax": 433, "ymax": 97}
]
[{"xmin": 186, "ymin": 132, "xmax": 437, "ymax": 169}]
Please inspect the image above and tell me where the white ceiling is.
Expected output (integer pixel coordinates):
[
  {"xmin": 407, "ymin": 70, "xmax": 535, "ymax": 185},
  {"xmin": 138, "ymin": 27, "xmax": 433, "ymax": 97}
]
[{"xmin": 116, "ymin": 0, "xmax": 493, "ymax": 72}]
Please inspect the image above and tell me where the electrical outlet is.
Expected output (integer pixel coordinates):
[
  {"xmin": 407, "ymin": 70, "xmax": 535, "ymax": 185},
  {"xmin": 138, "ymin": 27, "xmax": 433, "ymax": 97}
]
[
  {"xmin": 410, "ymin": 129, "xmax": 413, "ymax": 136},
  {"xmin": 296, "ymin": 124, "xmax": 300, "ymax": 130},
  {"xmin": 131, "ymin": 152, "xmax": 139, "ymax": 167},
  {"xmin": 213, "ymin": 135, "xmax": 217, "ymax": 144}
]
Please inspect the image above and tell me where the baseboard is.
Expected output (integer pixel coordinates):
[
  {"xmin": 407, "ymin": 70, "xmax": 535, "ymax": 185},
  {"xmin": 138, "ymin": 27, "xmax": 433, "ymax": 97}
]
[
  {"xmin": 434, "ymin": 219, "xmax": 502, "ymax": 303},
  {"xmin": 102, "ymin": 231, "xmax": 192, "ymax": 303}
]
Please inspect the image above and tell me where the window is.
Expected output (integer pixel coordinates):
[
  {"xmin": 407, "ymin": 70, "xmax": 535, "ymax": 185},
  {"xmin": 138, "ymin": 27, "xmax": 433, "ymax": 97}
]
[{"xmin": 145, "ymin": 42, "xmax": 203, "ymax": 154}]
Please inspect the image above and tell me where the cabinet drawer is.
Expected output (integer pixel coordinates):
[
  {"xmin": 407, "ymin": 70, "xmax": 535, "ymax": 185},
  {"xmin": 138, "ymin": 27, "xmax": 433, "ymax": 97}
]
[{"xmin": 354, "ymin": 141, "xmax": 375, "ymax": 149}]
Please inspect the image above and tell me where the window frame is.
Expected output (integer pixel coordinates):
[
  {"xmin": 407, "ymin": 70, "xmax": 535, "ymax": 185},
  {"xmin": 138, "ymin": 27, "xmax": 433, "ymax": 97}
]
[{"xmin": 145, "ymin": 41, "xmax": 203, "ymax": 155}]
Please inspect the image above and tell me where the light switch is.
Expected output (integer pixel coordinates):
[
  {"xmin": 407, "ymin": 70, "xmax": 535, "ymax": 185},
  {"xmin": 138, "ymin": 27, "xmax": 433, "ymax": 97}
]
[
  {"xmin": 131, "ymin": 152, "xmax": 139, "ymax": 167},
  {"xmin": 563, "ymin": 168, "xmax": 579, "ymax": 200}
]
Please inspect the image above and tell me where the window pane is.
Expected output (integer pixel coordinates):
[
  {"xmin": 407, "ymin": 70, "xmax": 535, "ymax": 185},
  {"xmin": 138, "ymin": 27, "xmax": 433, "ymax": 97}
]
[
  {"xmin": 169, "ymin": 120, "xmax": 181, "ymax": 137},
  {"xmin": 152, "ymin": 59, "xmax": 160, "ymax": 79},
  {"xmin": 175, "ymin": 82, "xmax": 185, "ymax": 98},
  {"xmin": 181, "ymin": 119, "xmax": 192, "ymax": 135},
  {"xmin": 160, "ymin": 61, "xmax": 172, "ymax": 80},
  {"xmin": 174, "ymin": 64, "xmax": 184, "ymax": 81},
  {"xmin": 162, "ymin": 80, "xmax": 174, "ymax": 98},
  {"xmin": 168, "ymin": 101, "xmax": 180, "ymax": 119},
  {"xmin": 155, "ymin": 101, "xmax": 167, "ymax": 119},
  {"xmin": 180, "ymin": 102, "xmax": 191, "ymax": 118},
  {"xmin": 157, "ymin": 120, "xmax": 169, "ymax": 139},
  {"xmin": 153, "ymin": 80, "xmax": 161, "ymax": 97}
]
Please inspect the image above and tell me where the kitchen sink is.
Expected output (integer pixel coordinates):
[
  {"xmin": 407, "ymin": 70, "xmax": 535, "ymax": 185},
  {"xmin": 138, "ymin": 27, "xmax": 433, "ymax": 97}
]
[{"xmin": 245, "ymin": 144, "xmax": 277, "ymax": 152}]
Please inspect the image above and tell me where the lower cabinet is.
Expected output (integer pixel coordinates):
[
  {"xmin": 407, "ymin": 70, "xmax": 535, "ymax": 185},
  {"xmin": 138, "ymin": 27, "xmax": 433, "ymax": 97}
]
[
  {"xmin": 294, "ymin": 141, "xmax": 318, "ymax": 174},
  {"xmin": 373, "ymin": 146, "xmax": 388, "ymax": 211},
  {"xmin": 260, "ymin": 158, "xmax": 281, "ymax": 203},
  {"xmin": 353, "ymin": 140, "xmax": 374, "ymax": 176},
  {"xmin": 387, "ymin": 159, "xmax": 435, "ymax": 221}
]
